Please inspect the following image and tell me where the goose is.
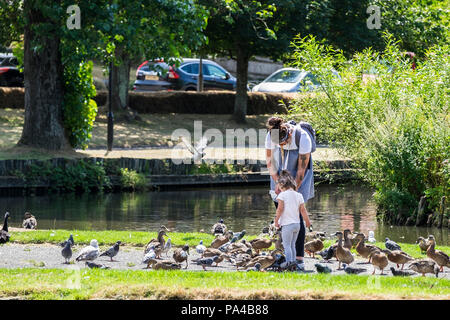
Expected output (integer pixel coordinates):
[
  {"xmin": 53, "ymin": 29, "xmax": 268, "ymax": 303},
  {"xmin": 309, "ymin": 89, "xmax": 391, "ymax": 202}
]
[
  {"xmin": 76, "ymin": 239, "xmax": 100, "ymax": 262},
  {"xmin": 22, "ymin": 212, "xmax": 37, "ymax": 229},
  {"xmin": 426, "ymin": 235, "xmax": 450, "ymax": 272},
  {"xmin": 99, "ymin": 241, "xmax": 121, "ymax": 261},
  {"xmin": 196, "ymin": 240, "xmax": 206, "ymax": 255},
  {"xmin": 0, "ymin": 212, "xmax": 11, "ymax": 244}
]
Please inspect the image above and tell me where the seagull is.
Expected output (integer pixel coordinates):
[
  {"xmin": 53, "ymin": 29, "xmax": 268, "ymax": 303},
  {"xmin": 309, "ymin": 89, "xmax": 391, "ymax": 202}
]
[
  {"xmin": 99, "ymin": 241, "xmax": 121, "ymax": 261},
  {"xmin": 367, "ymin": 231, "xmax": 376, "ymax": 243},
  {"xmin": 180, "ymin": 136, "xmax": 212, "ymax": 163},
  {"xmin": 85, "ymin": 261, "xmax": 110, "ymax": 269},
  {"xmin": 385, "ymin": 237, "xmax": 401, "ymax": 251},
  {"xmin": 60, "ymin": 234, "xmax": 75, "ymax": 248},
  {"xmin": 162, "ymin": 238, "xmax": 172, "ymax": 256},
  {"xmin": 196, "ymin": 240, "xmax": 206, "ymax": 255},
  {"xmin": 75, "ymin": 239, "xmax": 100, "ymax": 262},
  {"xmin": 61, "ymin": 240, "xmax": 72, "ymax": 264}
]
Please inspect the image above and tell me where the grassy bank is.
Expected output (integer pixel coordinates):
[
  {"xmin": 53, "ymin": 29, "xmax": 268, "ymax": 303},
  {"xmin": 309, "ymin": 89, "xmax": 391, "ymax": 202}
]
[
  {"xmin": 0, "ymin": 267, "xmax": 448, "ymax": 300},
  {"xmin": 9, "ymin": 229, "xmax": 450, "ymax": 259}
]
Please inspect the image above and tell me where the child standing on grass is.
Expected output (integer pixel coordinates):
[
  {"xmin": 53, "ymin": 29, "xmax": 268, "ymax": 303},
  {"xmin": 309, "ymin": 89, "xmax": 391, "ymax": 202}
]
[{"xmin": 274, "ymin": 170, "xmax": 312, "ymax": 269}]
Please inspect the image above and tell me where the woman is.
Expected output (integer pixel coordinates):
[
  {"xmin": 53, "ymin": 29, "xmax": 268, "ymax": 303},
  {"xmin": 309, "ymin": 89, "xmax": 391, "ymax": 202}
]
[{"xmin": 265, "ymin": 117, "xmax": 314, "ymax": 271}]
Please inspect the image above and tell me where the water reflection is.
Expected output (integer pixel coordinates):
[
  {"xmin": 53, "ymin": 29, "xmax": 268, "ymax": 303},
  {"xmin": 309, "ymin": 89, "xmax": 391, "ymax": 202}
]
[{"xmin": 1, "ymin": 184, "xmax": 448, "ymax": 245}]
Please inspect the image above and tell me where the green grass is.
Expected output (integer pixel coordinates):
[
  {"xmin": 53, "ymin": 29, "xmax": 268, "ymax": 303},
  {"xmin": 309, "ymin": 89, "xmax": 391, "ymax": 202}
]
[{"xmin": 0, "ymin": 267, "xmax": 448, "ymax": 300}]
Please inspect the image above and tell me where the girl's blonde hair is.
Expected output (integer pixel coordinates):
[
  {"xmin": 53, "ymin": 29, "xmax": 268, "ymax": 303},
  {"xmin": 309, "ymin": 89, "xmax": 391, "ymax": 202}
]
[{"xmin": 278, "ymin": 170, "xmax": 297, "ymax": 190}]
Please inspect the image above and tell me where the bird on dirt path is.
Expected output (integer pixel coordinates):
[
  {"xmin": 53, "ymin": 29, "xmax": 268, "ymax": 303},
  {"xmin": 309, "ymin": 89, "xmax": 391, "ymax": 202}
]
[
  {"xmin": 315, "ymin": 263, "xmax": 332, "ymax": 274},
  {"xmin": 342, "ymin": 263, "xmax": 366, "ymax": 275},
  {"xmin": 100, "ymin": 241, "xmax": 121, "ymax": 261},
  {"xmin": 60, "ymin": 234, "xmax": 75, "ymax": 248},
  {"xmin": 193, "ymin": 256, "xmax": 220, "ymax": 271},
  {"xmin": 385, "ymin": 237, "xmax": 401, "ymax": 251},
  {"xmin": 76, "ymin": 239, "xmax": 100, "ymax": 262},
  {"xmin": 162, "ymin": 238, "xmax": 172, "ymax": 257},
  {"xmin": 0, "ymin": 212, "xmax": 11, "ymax": 244},
  {"xmin": 61, "ymin": 240, "xmax": 72, "ymax": 264},
  {"xmin": 85, "ymin": 261, "xmax": 110, "ymax": 269},
  {"xmin": 196, "ymin": 240, "xmax": 206, "ymax": 255},
  {"xmin": 390, "ymin": 267, "xmax": 413, "ymax": 277}
]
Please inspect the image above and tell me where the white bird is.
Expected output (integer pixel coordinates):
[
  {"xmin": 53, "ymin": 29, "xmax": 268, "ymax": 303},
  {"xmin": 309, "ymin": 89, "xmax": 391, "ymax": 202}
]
[
  {"xmin": 75, "ymin": 239, "xmax": 100, "ymax": 262},
  {"xmin": 368, "ymin": 231, "xmax": 376, "ymax": 243},
  {"xmin": 180, "ymin": 136, "xmax": 211, "ymax": 163},
  {"xmin": 143, "ymin": 249, "xmax": 156, "ymax": 265},
  {"xmin": 162, "ymin": 238, "xmax": 172, "ymax": 256},
  {"xmin": 196, "ymin": 240, "xmax": 206, "ymax": 255}
]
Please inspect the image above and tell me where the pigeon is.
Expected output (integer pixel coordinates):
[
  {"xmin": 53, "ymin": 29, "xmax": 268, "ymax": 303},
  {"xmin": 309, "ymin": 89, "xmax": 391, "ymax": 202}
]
[
  {"xmin": 342, "ymin": 263, "xmax": 366, "ymax": 274},
  {"xmin": 76, "ymin": 239, "xmax": 100, "ymax": 262},
  {"xmin": 85, "ymin": 261, "xmax": 110, "ymax": 269},
  {"xmin": 162, "ymin": 238, "xmax": 172, "ymax": 256},
  {"xmin": 390, "ymin": 267, "xmax": 413, "ymax": 277},
  {"xmin": 0, "ymin": 212, "xmax": 11, "ymax": 244},
  {"xmin": 318, "ymin": 244, "xmax": 336, "ymax": 262},
  {"xmin": 196, "ymin": 240, "xmax": 206, "ymax": 255},
  {"xmin": 142, "ymin": 249, "xmax": 156, "ymax": 266},
  {"xmin": 60, "ymin": 234, "xmax": 75, "ymax": 248},
  {"xmin": 99, "ymin": 241, "xmax": 121, "ymax": 261},
  {"xmin": 367, "ymin": 231, "xmax": 376, "ymax": 243},
  {"xmin": 22, "ymin": 212, "xmax": 37, "ymax": 229},
  {"xmin": 193, "ymin": 256, "xmax": 220, "ymax": 271},
  {"xmin": 180, "ymin": 136, "xmax": 212, "ymax": 163},
  {"xmin": 61, "ymin": 240, "xmax": 72, "ymax": 264},
  {"xmin": 246, "ymin": 263, "xmax": 261, "ymax": 272},
  {"xmin": 315, "ymin": 263, "xmax": 332, "ymax": 274},
  {"xmin": 231, "ymin": 230, "xmax": 246, "ymax": 243},
  {"xmin": 385, "ymin": 237, "xmax": 401, "ymax": 251},
  {"xmin": 218, "ymin": 241, "xmax": 232, "ymax": 253}
]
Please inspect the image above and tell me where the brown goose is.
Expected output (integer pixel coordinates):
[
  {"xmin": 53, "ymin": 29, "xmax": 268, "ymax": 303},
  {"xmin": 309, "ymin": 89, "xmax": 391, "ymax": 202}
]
[
  {"xmin": 0, "ymin": 212, "xmax": 10, "ymax": 244},
  {"xmin": 426, "ymin": 235, "xmax": 450, "ymax": 272}
]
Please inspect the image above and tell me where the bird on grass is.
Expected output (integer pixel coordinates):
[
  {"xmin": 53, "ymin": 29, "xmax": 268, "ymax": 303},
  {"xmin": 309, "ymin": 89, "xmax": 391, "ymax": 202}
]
[
  {"xmin": 99, "ymin": 241, "xmax": 121, "ymax": 261},
  {"xmin": 385, "ymin": 237, "xmax": 401, "ymax": 251},
  {"xmin": 61, "ymin": 240, "xmax": 72, "ymax": 264},
  {"xmin": 196, "ymin": 240, "xmax": 206, "ymax": 255},
  {"xmin": 342, "ymin": 263, "xmax": 366, "ymax": 275},
  {"xmin": 0, "ymin": 212, "xmax": 11, "ymax": 244},
  {"xmin": 22, "ymin": 212, "xmax": 37, "ymax": 229},
  {"xmin": 85, "ymin": 261, "xmax": 110, "ymax": 269},
  {"xmin": 314, "ymin": 263, "xmax": 332, "ymax": 274},
  {"xmin": 390, "ymin": 267, "xmax": 413, "ymax": 277},
  {"xmin": 193, "ymin": 256, "xmax": 220, "ymax": 271},
  {"xmin": 76, "ymin": 239, "xmax": 100, "ymax": 262},
  {"xmin": 60, "ymin": 234, "xmax": 75, "ymax": 248}
]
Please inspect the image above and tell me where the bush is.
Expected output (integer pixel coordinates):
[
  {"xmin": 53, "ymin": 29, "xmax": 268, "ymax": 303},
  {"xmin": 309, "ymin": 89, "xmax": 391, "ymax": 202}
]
[
  {"xmin": 288, "ymin": 34, "xmax": 449, "ymax": 224},
  {"xmin": 119, "ymin": 168, "xmax": 147, "ymax": 191}
]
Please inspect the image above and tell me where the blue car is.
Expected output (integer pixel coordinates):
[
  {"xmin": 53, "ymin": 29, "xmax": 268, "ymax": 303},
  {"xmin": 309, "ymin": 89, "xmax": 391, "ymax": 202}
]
[{"xmin": 133, "ymin": 58, "xmax": 236, "ymax": 92}]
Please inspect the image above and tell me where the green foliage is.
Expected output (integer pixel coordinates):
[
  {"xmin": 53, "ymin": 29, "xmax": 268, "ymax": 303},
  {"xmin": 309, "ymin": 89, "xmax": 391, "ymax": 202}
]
[
  {"xmin": 119, "ymin": 168, "xmax": 147, "ymax": 191},
  {"xmin": 288, "ymin": 34, "xmax": 449, "ymax": 223},
  {"xmin": 20, "ymin": 160, "xmax": 111, "ymax": 193},
  {"xmin": 189, "ymin": 162, "xmax": 237, "ymax": 174},
  {"xmin": 63, "ymin": 61, "xmax": 98, "ymax": 149}
]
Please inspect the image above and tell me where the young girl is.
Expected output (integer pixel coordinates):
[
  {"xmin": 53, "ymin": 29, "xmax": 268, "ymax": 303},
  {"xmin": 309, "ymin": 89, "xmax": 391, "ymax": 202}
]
[{"xmin": 274, "ymin": 170, "xmax": 312, "ymax": 269}]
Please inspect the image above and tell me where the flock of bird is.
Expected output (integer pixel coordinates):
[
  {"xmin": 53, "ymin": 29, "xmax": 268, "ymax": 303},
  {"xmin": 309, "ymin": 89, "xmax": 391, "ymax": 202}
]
[{"xmin": 0, "ymin": 212, "xmax": 449, "ymax": 277}]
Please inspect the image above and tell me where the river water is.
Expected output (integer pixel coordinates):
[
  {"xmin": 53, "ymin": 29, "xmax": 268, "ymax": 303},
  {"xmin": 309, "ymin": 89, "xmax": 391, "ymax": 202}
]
[{"xmin": 1, "ymin": 184, "xmax": 448, "ymax": 245}]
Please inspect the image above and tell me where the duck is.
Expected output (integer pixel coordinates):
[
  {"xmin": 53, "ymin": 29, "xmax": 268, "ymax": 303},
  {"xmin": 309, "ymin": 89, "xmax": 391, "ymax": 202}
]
[
  {"xmin": 146, "ymin": 258, "xmax": 181, "ymax": 270},
  {"xmin": 76, "ymin": 239, "xmax": 100, "ymax": 262},
  {"xmin": 342, "ymin": 263, "xmax": 366, "ymax": 274},
  {"xmin": 304, "ymin": 238, "xmax": 324, "ymax": 258},
  {"xmin": 231, "ymin": 253, "xmax": 253, "ymax": 270},
  {"xmin": 228, "ymin": 245, "xmax": 253, "ymax": 256},
  {"xmin": 173, "ymin": 244, "xmax": 190, "ymax": 269},
  {"xmin": 0, "ymin": 212, "xmax": 11, "ymax": 244},
  {"xmin": 210, "ymin": 231, "xmax": 233, "ymax": 249},
  {"xmin": 334, "ymin": 231, "xmax": 354, "ymax": 270},
  {"xmin": 99, "ymin": 241, "xmax": 121, "ymax": 261},
  {"xmin": 211, "ymin": 219, "xmax": 227, "ymax": 235},
  {"xmin": 305, "ymin": 231, "xmax": 326, "ymax": 242},
  {"xmin": 144, "ymin": 229, "xmax": 167, "ymax": 256},
  {"xmin": 385, "ymin": 237, "xmax": 401, "ymax": 251},
  {"xmin": 408, "ymin": 259, "xmax": 440, "ymax": 277},
  {"xmin": 193, "ymin": 256, "xmax": 220, "ymax": 271},
  {"xmin": 60, "ymin": 234, "xmax": 75, "ymax": 248},
  {"xmin": 85, "ymin": 261, "xmax": 110, "ymax": 269},
  {"xmin": 202, "ymin": 247, "xmax": 223, "ymax": 258},
  {"xmin": 196, "ymin": 240, "xmax": 206, "ymax": 255},
  {"xmin": 354, "ymin": 233, "xmax": 382, "ymax": 263},
  {"xmin": 426, "ymin": 235, "xmax": 450, "ymax": 272},
  {"xmin": 246, "ymin": 263, "xmax": 261, "ymax": 272},
  {"xmin": 343, "ymin": 229, "xmax": 355, "ymax": 249},
  {"xmin": 22, "ymin": 212, "xmax": 37, "ymax": 229},
  {"xmin": 213, "ymin": 253, "xmax": 230, "ymax": 267},
  {"xmin": 242, "ymin": 250, "xmax": 281, "ymax": 271},
  {"xmin": 416, "ymin": 236, "xmax": 431, "ymax": 254},
  {"xmin": 368, "ymin": 250, "xmax": 388, "ymax": 275},
  {"xmin": 314, "ymin": 263, "xmax": 332, "ymax": 274},
  {"xmin": 367, "ymin": 231, "xmax": 376, "ymax": 243},
  {"xmin": 249, "ymin": 238, "xmax": 276, "ymax": 254},
  {"xmin": 268, "ymin": 220, "xmax": 277, "ymax": 237},
  {"xmin": 382, "ymin": 248, "xmax": 413, "ymax": 270},
  {"xmin": 274, "ymin": 230, "xmax": 284, "ymax": 252},
  {"xmin": 61, "ymin": 240, "xmax": 72, "ymax": 264},
  {"xmin": 228, "ymin": 239, "xmax": 251, "ymax": 252},
  {"xmin": 390, "ymin": 267, "xmax": 414, "ymax": 277}
]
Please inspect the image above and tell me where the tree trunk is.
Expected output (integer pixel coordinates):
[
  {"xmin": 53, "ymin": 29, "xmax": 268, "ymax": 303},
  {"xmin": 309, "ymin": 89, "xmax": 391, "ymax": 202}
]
[
  {"xmin": 111, "ymin": 49, "xmax": 131, "ymax": 111},
  {"xmin": 233, "ymin": 45, "xmax": 249, "ymax": 123},
  {"xmin": 197, "ymin": 56, "xmax": 204, "ymax": 92},
  {"xmin": 18, "ymin": 3, "xmax": 71, "ymax": 150}
]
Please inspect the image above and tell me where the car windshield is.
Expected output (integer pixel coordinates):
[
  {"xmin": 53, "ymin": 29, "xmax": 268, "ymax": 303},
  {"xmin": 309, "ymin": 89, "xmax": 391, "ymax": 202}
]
[{"xmin": 265, "ymin": 70, "xmax": 302, "ymax": 83}]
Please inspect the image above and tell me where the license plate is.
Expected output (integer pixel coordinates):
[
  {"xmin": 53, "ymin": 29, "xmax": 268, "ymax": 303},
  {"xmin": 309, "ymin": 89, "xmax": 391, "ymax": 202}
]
[{"xmin": 145, "ymin": 75, "xmax": 159, "ymax": 80}]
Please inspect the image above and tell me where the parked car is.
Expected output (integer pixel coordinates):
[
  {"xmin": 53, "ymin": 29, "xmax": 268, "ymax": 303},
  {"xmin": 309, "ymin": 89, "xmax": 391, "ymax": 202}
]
[
  {"xmin": 133, "ymin": 58, "xmax": 236, "ymax": 92},
  {"xmin": 251, "ymin": 67, "xmax": 340, "ymax": 93},
  {"xmin": 0, "ymin": 54, "xmax": 24, "ymax": 87}
]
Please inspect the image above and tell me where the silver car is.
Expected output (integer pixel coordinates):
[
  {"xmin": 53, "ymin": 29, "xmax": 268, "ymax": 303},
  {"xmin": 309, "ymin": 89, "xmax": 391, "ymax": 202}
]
[{"xmin": 251, "ymin": 67, "xmax": 339, "ymax": 93}]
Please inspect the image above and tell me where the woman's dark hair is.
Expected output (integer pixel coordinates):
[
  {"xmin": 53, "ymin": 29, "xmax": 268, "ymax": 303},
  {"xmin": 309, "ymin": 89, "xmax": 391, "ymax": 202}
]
[
  {"xmin": 278, "ymin": 170, "xmax": 297, "ymax": 190},
  {"xmin": 267, "ymin": 117, "xmax": 289, "ymax": 144}
]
